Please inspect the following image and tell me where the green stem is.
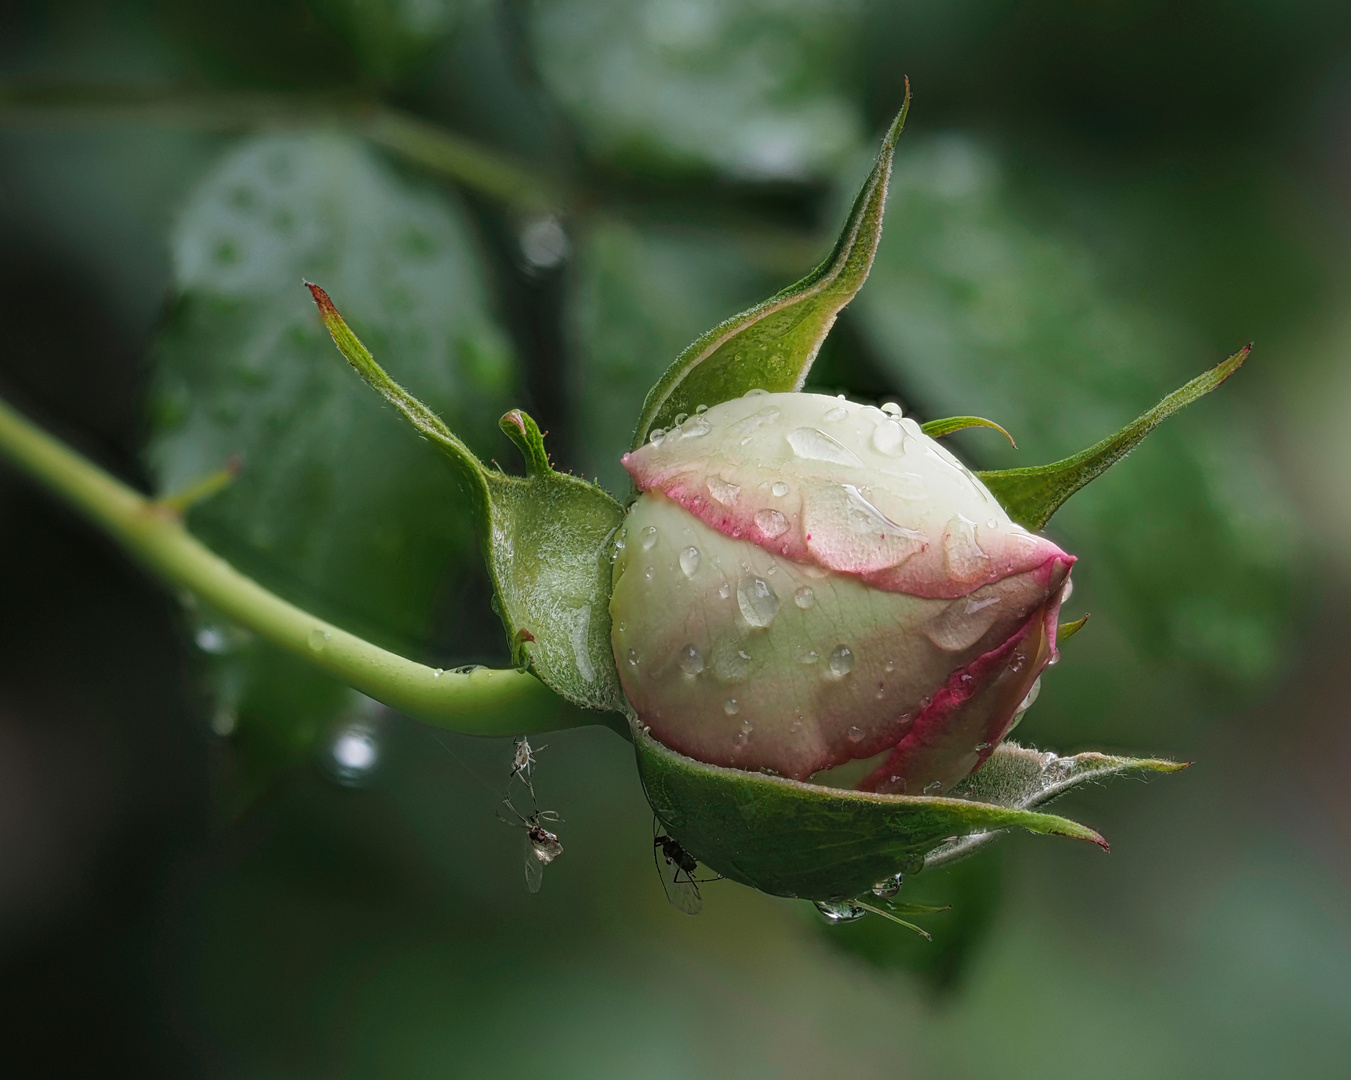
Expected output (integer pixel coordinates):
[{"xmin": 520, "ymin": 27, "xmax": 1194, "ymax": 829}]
[
  {"xmin": 0, "ymin": 83, "xmax": 560, "ymax": 212},
  {"xmin": 0, "ymin": 396, "xmax": 591, "ymax": 737}
]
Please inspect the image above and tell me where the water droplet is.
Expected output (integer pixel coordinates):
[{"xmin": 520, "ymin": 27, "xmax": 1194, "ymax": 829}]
[
  {"xmin": 1009, "ymin": 653, "xmax": 1027, "ymax": 673},
  {"xmin": 641, "ymin": 525, "xmax": 659, "ymax": 550},
  {"xmin": 942, "ymin": 515, "xmax": 990, "ymax": 577},
  {"xmin": 871, "ymin": 419, "xmax": 905, "ymax": 456},
  {"xmin": 679, "ymin": 546, "xmax": 700, "ymax": 578},
  {"xmin": 649, "ymin": 427, "xmax": 666, "ymax": 446},
  {"xmin": 308, "ymin": 627, "xmax": 331, "ymax": 652},
  {"xmin": 678, "ymin": 644, "xmax": 705, "ymax": 675},
  {"xmin": 795, "ymin": 646, "xmax": 819, "ymax": 665},
  {"xmin": 786, "ymin": 427, "xmax": 863, "ymax": 467},
  {"xmin": 724, "ymin": 698, "xmax": 740, "ymax": 715},
  {"xmin": 975, "ymin": 741, "xmax": 992, "ymax": 751},
  {"xmin": 707, "ymin": 477, "xmax": 741, "ymax": 506},
  {"xmin": 737, "ymin": 574, "xmax": 780, "ymax": 628},
  {"xmin": 822, "ymin": 405, "xmax": 848, "ymax": 422},
  {"xmin": 884, "ymin": 659, "xmax": 897, "ymax": 673},
  {"xmin": 814, "ymin": 899, "xmax": 866, "ymax": 923},
  {"xmin": 614, "ymin": 534, "xmax": 626, "ymax": 551},
  {"xmin": 195, "ymin": 626, "xmax": 231, "ymax": 654},
  {"xmin": 847, "ymin": 725, "xmax": 864, "ymax": 743},
  {"xmin": 626, "ymin": 647, "xmax": 641, "ymax": 667},
  {"xmin": 617, "ymin": 621, "xmax": 627, "ymax": 632},
  {"xmin": 923, "ymin": 780, "xmax": 943, "ymax": 794},
  {"xmin": 790, "ymin": 713, "xmax": 805, "ymax": 732},
  {"xmin": 958, "ymin": 672, "xmax": 974, "ymax": 689},
  {"xmin": 325, "ymin": 723, "xmax": 380, "ymax": 786},
  {"xmin": 733, "ymin": 731, "xmax": 747, "ymax": 746},
  {"xmin": 432, "ymin": 667, "xmax": 443, "ymax": 677},
  {"xmin": 1019, "ymin": 677, "xmax": 1042, "ymax": 712},
  {"xmin": 743, "ymin": 387, "xmax": 768, "ymax": 397},
  {"xmin": 695, "ymin": 404, "xmax": 709, "ymax": 414},
  {"xmin": 871, "ymin": 873, "xmax": 903, "ymax": 899},
  {"xmin": 681, "ymin": 415, "xmax": 711, "ymax": 438},
  {"xmin": 728, "ymin": 405, "xmax": 781, "ymax": 438},
  {"xmin": 828, "ymin": 644, "xmax": 855, "ymax": 676},
  {"xmin": 673, "ymin": 412, "xmax": 688, "ymax": 426},
  {"xmin": 740, "ymin": 717, "xmax": 753, "ymax": 735},
  {"xmin": 771, "ymin": 481, "xmax": 789, "ymax": 497},
  {"xmin": 643, "ymin": 565, "xmax": 655, "ymax": 581},
  {"xmin": 986, "ymin": 518, "xmax": 998, "ymax": 529},
  {"xmin": 880, "ymin": 401, "xmax": 903, "ymax": 417},
  {"xmin": 1062, "ymin": 577, "xmax": 1074, "ymax": 602},
  {"xmin": 754, "ymin": 508, "xmax": 788, "ymax": 538},
  {"xmin": 793, "ymin": 586, "xmax": 815, "ymax": 609},
  {"xmin": 718, "ymin": 581, "xmax": 732, "ymax": 600}
]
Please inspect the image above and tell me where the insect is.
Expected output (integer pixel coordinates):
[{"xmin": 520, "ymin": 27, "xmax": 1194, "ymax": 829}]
[
  {"xmin": 502, "ymin": 795, "xmax": 564, "ymax": 893},
  {"xmin": 653, "ymin": 821, "xmax": 718, "ymax": 915},
  {"xmin": 509, "ymin": 735, "xmax": 543, "ymax": 793}
]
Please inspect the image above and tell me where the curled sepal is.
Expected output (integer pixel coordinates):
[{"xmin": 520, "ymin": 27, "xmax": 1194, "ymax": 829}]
[
  {"xmin": 1057, "ymin": 613, "xmax": 1090, "ymax": 642},
  {"xmin": 633, "ymin": 725, "xmax": 1105, "ymax": 902},
  {"xmin": 976, "ymin": 345, "xmax": 1250, "ymax": 530},
  {"xmin": 309, "ymin": 284, "xmax": 626, "ymax": 711},
  {"xmin": 919, "ymin": 415, "xmax": 1016, "ymax": 448},
  {"xmin": 631, "ymin": 81, "xmax": 911, "ymax": 449},
  {"xmin": 926, "ymin": 741, "xmax": 1188, "ymax": 868}
]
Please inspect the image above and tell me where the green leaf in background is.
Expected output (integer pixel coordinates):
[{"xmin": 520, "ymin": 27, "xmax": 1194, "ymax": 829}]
[
  {"xmin": 978, "ymin": 345, "xmax": 1249, "ymax": 530},
  {"xmin": 848, "ymin": 134, "xmax": 1303, "ymax": 735},
  {"xmin": 631, "ymin": 88, "xmax": 909, "ymax": 448},
  {"xmin": 305, "ymin": 0, "xmax": 486, "ymax": 82},
  {"xmin": 920, "ymin": 414, "xmax": 1017, "ymax": 447},
  {"xmin": 309, "ymin": 287, "xmax": 627, "ymax": 712},
  {"xmin": 633, "ymin": 726, "xmax": 1107, "ymax": 901},
  {"xmin": 527, "ymin": 0, "xmax": 866, "ymax": 180},
  {"xmin": 148, "ymin": 131, "xmax": 517, "ymax": 800},
  {"xmin": 925, "ymin": 741, "xmax": 1186, "ymax": 869}
]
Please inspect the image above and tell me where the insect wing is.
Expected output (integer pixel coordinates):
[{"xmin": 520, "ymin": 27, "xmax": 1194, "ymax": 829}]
[
  {"xmin": 523, "ymin": 833, "xmax": 545, "ymax": 893},
  {"xmin": 654, "ymin": 841, "xmax": 703, "ymax": 915}
]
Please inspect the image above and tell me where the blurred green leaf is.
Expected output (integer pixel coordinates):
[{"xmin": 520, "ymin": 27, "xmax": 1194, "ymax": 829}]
[
  {"xmin": 147, "ymin": 131, "xmax": 517, "ymax": 798},
  {"xmin": 632, "ymin": 92, "xmax": 909, "ymax": 447},
  {"xmin": 921, "ymin": 413, "xmax": 1017, "ymax": 447},
  {"xmin": 305, "ymin": 0, "xmax": 486, "ymax": 82},
  {"xmin": 850, "ymin": 134, "xmax": 1303, "ymax": 711},
  {"xmin": 978, "ymin": 346, "xmax": 1249, "ymax": 530},
  {"xmin": 633, "ymin": 726, "xmax": 1106, "ymax": 901},
  {"xmin": 527, "ymin": 0, "xmax": 867, "ymax": 180},
  {"xmin": 927, "ymin": 741, "xmax": 1186, "ymax": 868}
]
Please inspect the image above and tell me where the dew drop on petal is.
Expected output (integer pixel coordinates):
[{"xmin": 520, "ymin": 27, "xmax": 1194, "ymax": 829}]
[
  {"xmin": 847, "ymin": 725, "xmax": 864, "ymax": 743},
  {"xmin": 695, "ymin": 404, "xmax": 709, "ymax": 414},
  {"xmin": 678, "ymin": 644, "xmax": 704, "ymax": 675},
  {"xmin": 828, "ymin": 644, "xmax": 855, "ymax": 676},
  {"xmin": 724, "ymin": 698, "xmax": 740, "ymax": 715},
  {"xmin": 880, "ymin": 401, "xmax": 903, "ymax": 417},
  {"xmin": 771, "ymin": 481, "xmax": 789, "ymax": 497},
  {"xmin": 795, "ymin": 646, "xmax": 819, "ymax": 665},
  {"xmin": 681, "ymin": 415, "xmax": 711, "ymax": 439},
  {"xmin": 871, "ymin": 873, "xmax": 903, "ymax": 899},
  {"xmin": 1019, "ymin": 677, "xmax": 1042, "ymax": 712},
  {"xmin": 793, "ymin": 586, "xmax": 815, "ymax": 609},
  {"xmin": 649, "ymin": 428, "xmax": 666, "ymax": 446},
  {"xmin": 737, "ymin": 574, "xmax": 780, "ymax": 628},
  {"xmin": 871, "ymin": 419, "xmax": 905, "ymax": 456},
  {"xmin": 626, "ymin": 647, "xmax": 640, "ymax": 667},
  {"xmin": 707, "ymin": 477, "xmax": 741, "ymax": 506},
  {"xmin": 823, "ymin": 405, "xmax": 848, "ymax": 422},
  {"xmin": 786, "ymin": 427, "xmax": 863, "ymax": 467},
  {"xmin": 643, "ymin": 565, "xmax": 655, "ymax": 581},
  {"xmin": 814, "ymin": 900, "xmax": 866, "ymax": 922},
  {"xmin": 923, "ymin": 780, "xmax": 943, "ymax": 794},
  {"xmin": 718, "ymin": 581, "xmax": 732, "ymax": 600},
  {"xmin": 679, "ymin": 546, "xmax": 701, "ymax": 578},
  {"xmin": 754, "ymin": 508, "xmax": 788, "ymax": 538},
  {"xmin": 641, "ymin": 525, "xmax": 658, "ymax": 550}
]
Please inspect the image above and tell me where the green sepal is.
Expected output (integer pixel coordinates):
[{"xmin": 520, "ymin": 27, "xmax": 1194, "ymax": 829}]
[
  {"xmin": 1057, "ymin": 613, "xmax": 1090, "ymax": 642},
  {"xmin": 927, "ymin": 741, "xmax": 1188, "ymax": 868},
  {"xmin": 309, "ymin": 285, "xmax": 626, "ymax": 712},
  {"xmin": 630, "ymin": 80, "xmax": 911, "ymax": 449},
  {"xmin": 976, "ymin": 345, "xmax": 1250, "ymax": 529},
  {"xmin": 919, "ymin": 415, "xmax": 1016, "ymax": 448},
  {"xmin": 633, "ymin": 724, "xmax": 1106, "ymax": 901}
]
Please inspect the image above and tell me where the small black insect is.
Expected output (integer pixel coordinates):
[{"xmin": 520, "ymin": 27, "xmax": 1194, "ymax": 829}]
[
  {"xmin": 502, "ymin": 796, "xmax": 564, "ymax": 893},
  {"xmin": 653, "ymin": 822, "xmax": 719, "ymax": 915}
]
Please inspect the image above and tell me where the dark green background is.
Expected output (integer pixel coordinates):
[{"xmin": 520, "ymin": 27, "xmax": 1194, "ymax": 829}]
[{"xmin": 2, "ymin": 1, "xmax": 1350, "ymax": 1076}]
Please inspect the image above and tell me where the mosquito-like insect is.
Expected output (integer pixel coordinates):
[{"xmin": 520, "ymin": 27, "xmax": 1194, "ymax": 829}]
[
  {"xmin": 653, "ymin": 821, "xmax": 719, "ymax": 915},
  {"xmin": 509, "ymin": 735, "xmax": 544, "ymax": 794},
  {"xmin": 502, "ymin": 795, "xmax": 564, "ymax": 893}
]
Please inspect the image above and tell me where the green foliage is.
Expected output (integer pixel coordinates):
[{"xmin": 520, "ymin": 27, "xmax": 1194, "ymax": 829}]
[
  {"xmin": 305, "ymin": 0, "xmax": 485, "ymax": 82},
  {"xmin": 631, "ymin": 91, "xmax": 909, "ymax": 448},
  {"xmin": 310, "ymin": 288, "xmax": 627, "ymax": 711},
  {"xmin": 633, "ymin": 726, "xmax": 1108, "ymax": 901},
  {"xmin": 147, "ymin": 131, "xmax": 517, "ymax": 796},
  {"xmin": 527, "ymin": 0, "xmax": 867, "ymax": 180}
]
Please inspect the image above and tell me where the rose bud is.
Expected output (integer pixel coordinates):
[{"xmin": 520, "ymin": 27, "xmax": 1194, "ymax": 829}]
[{"xmin": 610, "ymin": 391, "xmax": 1073, "ymax": 796}]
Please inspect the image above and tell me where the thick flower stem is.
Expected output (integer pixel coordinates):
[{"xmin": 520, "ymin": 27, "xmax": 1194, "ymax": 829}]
[{"xmin": 0, "ymin": 395, "xmax": 594, "ymax": 737}]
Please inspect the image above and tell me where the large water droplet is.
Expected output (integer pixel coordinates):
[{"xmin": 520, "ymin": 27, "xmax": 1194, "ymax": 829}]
[
  {"xmin": 641, "ymin": 525, "xmax": 659, "ymax": 550},
  {"xmin": 308, "ymin": 627, "xmax": 331, "ymax": 652},
  {"xmin": 1019, "ymin": 677, "xmax": 1041, "ymax": 712},
  {"xmin": 942, "ymin": 515, "xmax": 990, "ymax": 577},
  {"xmin": 754, "ymin": 508, "xmax": 788, "ymax": 538},
  {"xmin": 680, "ymin": 415, "xmax": 711, "ymax": 439},
  {"xmin": 771, "ymin": 481, "xmax": 789, "ymax": 497},
  {"xmin": 880, "ymin": 401, "xmax": 902, "ymax": 417},
  {"xmin": 822, "ymin": 405, "xmax": 848, "ymax": 422},
  {"xmin": 737, "ymin": 574, "xmax": 780, "ymax": 628},
  {"xmin": 840, "ymin": 484, "xmax": 922, "ymax": 539},
  {"xmin": 707, "ymin": 477, "xmax": 741, "ymax": 506},
  {"xmin": 793, "ymin": 585, "xmax": 815, "ymax": 609},
  {"xmin": 847, "ymin": 725, "xmax": 864, "ymax": 743},
  {"xmin": 679, "ymin": 545, "xmax": 701, "ymax": 578},
  {"xmin": 728, "ymin": 405, "xmax": 781, "ymax": 438},
  {"xmin": 871, "ymin": 873, "xmax": 903, "ymax": 899},
  {"xmin": 814, "ymin": 899, "xmax": 866, "ymax": 923},
  {"xmin": 786, "ymin": 427, "xmax": 863, "ymax": 467},
  {"xmin": 678, "ymin": 644, "xmax": 705, "ymax": 675},
  {"xmin": 724, "ymin": 698, "xmax": 740, "ymax": 715},
  {"xmin": 649, "ymin": 428, "xmax": 666, "ymax": 446},
  {"xmin": 871, "ymin": 419, "xmax": 905, "ymax": 456},
  {"xmin": 828, "ymin": 644, "xmax": 855, "ymax": 676}
]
